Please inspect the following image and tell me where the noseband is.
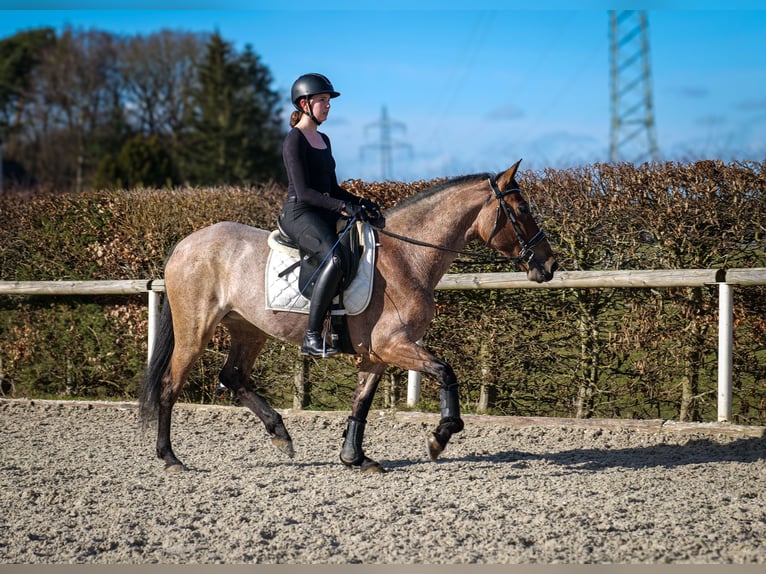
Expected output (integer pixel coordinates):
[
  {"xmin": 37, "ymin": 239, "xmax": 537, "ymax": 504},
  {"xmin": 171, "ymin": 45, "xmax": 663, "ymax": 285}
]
[{"xmin": 486, "ymin": 175, "xmax": 547, "ymax": 266}]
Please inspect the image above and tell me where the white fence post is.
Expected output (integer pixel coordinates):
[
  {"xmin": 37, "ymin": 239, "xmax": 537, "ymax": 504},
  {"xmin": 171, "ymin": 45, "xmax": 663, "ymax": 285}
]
[
  {"xmin": 407, "ymin": 370, "xmax": 421, "ymax": 408},
  {"xmin": 718, "ymin": 282, "xmax": 733, "ymax": 422},
  {"xmin": 407, "ymin": 339, "xmax": 423, "ymax": 407}
]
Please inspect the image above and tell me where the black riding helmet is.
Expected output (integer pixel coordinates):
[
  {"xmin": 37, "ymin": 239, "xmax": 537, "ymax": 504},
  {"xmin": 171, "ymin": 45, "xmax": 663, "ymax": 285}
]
[{"xmin": 291, "ymin": 73, "xmax": 340, "ymax": 124}]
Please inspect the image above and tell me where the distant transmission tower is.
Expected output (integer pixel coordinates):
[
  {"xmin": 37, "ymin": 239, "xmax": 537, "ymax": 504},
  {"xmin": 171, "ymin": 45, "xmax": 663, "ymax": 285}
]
[
  {"xmin": 361, "ymin": 106, "xmax": 412, "ymax": 181},
  {"xmin": 609, "ymin": 10, "xmax": 659, "ymax": 164}
]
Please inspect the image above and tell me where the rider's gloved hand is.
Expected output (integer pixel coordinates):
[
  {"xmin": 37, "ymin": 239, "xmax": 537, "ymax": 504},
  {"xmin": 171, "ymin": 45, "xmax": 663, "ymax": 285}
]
[
  {"xmin": 360, "ymin": 198, "xmax": 381, "ymax": 212},
  {"xmin": 359, "ymin": 199, "xmax": 385, "ymax": 228},
  {"xmin": 344, "ymin": 202, "xmax": 366, "ymax": 220}
]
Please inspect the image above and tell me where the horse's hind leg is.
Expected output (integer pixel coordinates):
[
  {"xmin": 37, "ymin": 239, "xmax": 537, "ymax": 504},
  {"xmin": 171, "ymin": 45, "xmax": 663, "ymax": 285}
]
[
  {"xmin": 219, "ymin": 323, "xmax": 294, "ymax": 458},
  {"xmin": 157, "ymin": 346, "xmax": 207, "ymax": 472},
  {"xmin": 155, "ymin": 305, "xmax": 225, "ymax": 471}
]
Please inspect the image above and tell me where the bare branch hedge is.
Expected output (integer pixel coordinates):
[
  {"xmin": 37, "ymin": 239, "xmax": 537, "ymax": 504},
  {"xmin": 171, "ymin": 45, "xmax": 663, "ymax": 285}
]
[{"xmin": 1, "ymin": 160, "xmax": 764, "ymax": 423}]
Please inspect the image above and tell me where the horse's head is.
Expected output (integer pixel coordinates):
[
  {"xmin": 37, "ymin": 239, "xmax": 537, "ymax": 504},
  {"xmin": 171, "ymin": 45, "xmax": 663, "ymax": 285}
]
[{"xmin": 479, "ymin": 159, "xmax": 557, "ymax": 283}]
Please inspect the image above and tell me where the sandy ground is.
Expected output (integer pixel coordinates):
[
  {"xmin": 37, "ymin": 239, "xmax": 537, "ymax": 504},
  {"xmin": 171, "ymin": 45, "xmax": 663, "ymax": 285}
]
[{"xmin": 1, "ymin": 398, "xmax": 765, "ymax": 564}]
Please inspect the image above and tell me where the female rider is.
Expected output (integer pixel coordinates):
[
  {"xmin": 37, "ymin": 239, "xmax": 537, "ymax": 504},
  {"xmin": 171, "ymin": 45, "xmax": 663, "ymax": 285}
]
[{"xmin": 278, "ymin": 73, "xmax": 382, "ymax": 357}]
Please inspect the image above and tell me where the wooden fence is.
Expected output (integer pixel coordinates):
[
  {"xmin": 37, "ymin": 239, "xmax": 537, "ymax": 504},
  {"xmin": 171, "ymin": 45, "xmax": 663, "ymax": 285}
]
[{"xmin": 2, "ymin": 267, "xmax": 766, "ymax": 423}]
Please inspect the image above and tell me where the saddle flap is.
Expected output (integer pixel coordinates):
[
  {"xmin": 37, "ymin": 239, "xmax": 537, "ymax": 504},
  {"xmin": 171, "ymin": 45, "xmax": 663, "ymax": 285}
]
[
  {"xmin": 265, "ymin": 221, "xmax": 376, "ymax": 316},
  {"xmin": 298, "ymin": 219, "xmax": 363, "ymax": 298}
]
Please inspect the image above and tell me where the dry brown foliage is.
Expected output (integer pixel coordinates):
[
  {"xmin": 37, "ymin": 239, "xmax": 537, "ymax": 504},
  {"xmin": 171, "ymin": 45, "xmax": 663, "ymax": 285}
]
[{"xmin": 1, "ymin": 161, "xmax": 764, "ymax": 423}]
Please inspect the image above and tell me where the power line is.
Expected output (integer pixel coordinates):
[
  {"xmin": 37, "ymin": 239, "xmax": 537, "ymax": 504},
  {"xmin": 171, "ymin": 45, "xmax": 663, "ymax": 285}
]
[{"xmin": 425, "ymin": 10, "xmax": 495, "ymax": 148}]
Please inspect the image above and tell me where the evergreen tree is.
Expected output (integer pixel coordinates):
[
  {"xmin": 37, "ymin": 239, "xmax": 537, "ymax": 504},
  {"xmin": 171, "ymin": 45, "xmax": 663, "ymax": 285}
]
[
  {"xmin": 237, "ymin": 44, "xmax": 284, "ymax": 184},
  {"xmin": 0, "ymin": 28, "xmax": 56, "ymax": 135},
  {"xmin": 95, "ymin": 134, "xmax": 179, "ymax": 190},
  {"xmin": 0, "ymin": 27, "xmax": 285, "ymax": 192},
  {"xmin": 0, "ymin": 28, "xmax": 57, "ymax": 190},
  {"xmin": 181, "ymin": 32, "xmax": 284, "ymax": 186}
]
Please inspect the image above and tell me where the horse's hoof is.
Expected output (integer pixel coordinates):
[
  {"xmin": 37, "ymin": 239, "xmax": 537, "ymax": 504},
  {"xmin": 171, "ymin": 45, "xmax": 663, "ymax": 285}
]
[
  {"xmin": 427, "ymin": 432, "xmax": 444, "ymax": 461},
  {"xmin": 360, "ymin": 457, "xmax": 386, "ymax": 474},
  {"xmin": 271, "ymin": 436, "xmax": 295, "ymax": 458},
  {"xmin": 341, "ymin": 455, "xmax": 386, "ymax": 473},
  {"xmin": 164, "ymin": 462, "xmax": 187, "ymax": 473}
]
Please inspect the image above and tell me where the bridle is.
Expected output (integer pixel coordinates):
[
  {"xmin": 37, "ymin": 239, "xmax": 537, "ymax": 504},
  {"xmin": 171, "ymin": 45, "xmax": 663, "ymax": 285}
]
[
  {"xmin": 376, "ymin": 174, "xmax": 548, "ymax": 268},
  {"xmin": 486, "ymin": 174, "xmax": 547, "ymax": 266}
]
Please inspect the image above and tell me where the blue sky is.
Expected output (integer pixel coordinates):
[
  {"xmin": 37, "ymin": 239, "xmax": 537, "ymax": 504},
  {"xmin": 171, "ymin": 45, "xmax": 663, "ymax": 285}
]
[{"xmin": 1, "ymin": 1, "xmax": 765, "ymax": 182}]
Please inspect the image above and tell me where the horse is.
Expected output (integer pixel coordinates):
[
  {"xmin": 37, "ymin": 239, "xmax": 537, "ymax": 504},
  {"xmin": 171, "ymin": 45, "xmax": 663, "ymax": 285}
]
[{"xmin": 139, "ymin": 159, "xmax": 557, "ymax": 473}]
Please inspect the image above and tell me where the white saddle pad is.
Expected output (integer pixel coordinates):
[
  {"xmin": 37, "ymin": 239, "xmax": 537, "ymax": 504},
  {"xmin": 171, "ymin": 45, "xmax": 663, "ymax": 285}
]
[{"xmin": 265, "ymin": 221, "xmax": 376, "ymax": 316}]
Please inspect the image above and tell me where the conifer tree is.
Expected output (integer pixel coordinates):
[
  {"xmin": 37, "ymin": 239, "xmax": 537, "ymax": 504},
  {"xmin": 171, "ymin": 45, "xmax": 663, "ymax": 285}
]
[{"xmin": 181, "ymin": 32, "xmax": 284, "ymax": 186}]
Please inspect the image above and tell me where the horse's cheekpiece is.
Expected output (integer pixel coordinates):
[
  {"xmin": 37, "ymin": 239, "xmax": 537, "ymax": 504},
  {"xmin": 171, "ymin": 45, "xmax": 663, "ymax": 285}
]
[{"xmin": 265, "ymin": 220, "xmax": 377, "ymax": 316}]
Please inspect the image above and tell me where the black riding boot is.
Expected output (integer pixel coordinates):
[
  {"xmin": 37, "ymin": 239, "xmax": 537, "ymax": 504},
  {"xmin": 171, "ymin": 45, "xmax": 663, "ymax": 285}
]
[{"xmin": 301, "ymin": 255, "xmax": 343, "ymax": 357}]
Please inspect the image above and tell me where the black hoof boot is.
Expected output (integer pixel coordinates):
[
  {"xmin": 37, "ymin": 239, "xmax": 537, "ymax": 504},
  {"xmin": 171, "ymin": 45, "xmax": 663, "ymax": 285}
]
[
  {"xmin": 301, "ymin": 330, "xmax": 338, "ymax": 357},
  {"xmin": 340, "ymin": 417, "xmax": 386, "ymax": 473},
  {"xmin": 340, "ymin": 417, "xmax": 366, "ymax": 466},
  {"xmin": 340, "ymin": 416, "xmax": 385, "ymax": 473}
]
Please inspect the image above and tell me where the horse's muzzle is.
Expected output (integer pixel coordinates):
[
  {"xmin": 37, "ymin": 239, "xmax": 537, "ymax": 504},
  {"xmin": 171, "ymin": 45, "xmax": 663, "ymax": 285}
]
[{"xmin": 526, "ymin": 256, "xmax": 557, "ymax": 283}]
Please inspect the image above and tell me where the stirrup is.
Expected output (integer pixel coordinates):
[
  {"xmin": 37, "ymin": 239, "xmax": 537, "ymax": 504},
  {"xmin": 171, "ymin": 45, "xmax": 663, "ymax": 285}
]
[{"xmin": 301, "ymin": 330, "xmax": 338, "ymax": 357}]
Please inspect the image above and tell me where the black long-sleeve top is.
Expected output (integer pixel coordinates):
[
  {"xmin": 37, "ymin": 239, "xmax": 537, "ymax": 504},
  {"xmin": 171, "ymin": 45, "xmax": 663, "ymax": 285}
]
[{"xmin": 282, "ymin": 127, "xmax": 359, "ymax": 213}]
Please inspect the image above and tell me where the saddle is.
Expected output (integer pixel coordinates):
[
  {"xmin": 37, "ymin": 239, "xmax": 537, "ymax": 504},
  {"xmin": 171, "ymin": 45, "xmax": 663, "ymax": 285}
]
[
  {"xmin": 275, "ymin": 217, "xmax": 363, "ymax": 298},
  {"xmin": 265, "ymin": 219, "xmax": 376, "ymax": 317}
]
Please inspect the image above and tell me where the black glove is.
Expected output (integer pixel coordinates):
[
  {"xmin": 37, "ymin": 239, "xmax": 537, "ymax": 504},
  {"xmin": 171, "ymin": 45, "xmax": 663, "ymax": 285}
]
[
  {"xmin": 359, "ymin": 198, "xmax": 385, "ymax": 227},
  {"xmin": 359, "ymin": 198, "xmax": 380, "ymax": 212},
  {"xmin": 344, "ymin": 201, "xmax": 366, "ymax": 220}
]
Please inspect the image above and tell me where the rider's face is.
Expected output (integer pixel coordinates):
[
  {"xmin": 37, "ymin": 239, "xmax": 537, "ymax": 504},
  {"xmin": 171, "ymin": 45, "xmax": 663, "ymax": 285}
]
[{"xmin": 304, "ymin": 93, "xmax": 331, "ymax": 122}]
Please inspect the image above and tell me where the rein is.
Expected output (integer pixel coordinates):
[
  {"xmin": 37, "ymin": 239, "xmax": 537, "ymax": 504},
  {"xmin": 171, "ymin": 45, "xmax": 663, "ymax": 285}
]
[
  {"xmin": 377, "ymin": 227, "xmax": 495, "ymax": 263},
  {"xmin": 376, "ymin": 174, "xmax": 547, "ymax": 267}
]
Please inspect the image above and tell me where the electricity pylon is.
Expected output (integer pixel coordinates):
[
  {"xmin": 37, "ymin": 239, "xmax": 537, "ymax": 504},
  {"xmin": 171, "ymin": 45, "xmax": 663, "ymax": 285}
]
[
  {"xmin": 361, "ymin": 106, "xmax": 412, "ymax": 181},
  {"xmin": 609, "ymin": 10, "xmax": 659, "ymax": 164}
]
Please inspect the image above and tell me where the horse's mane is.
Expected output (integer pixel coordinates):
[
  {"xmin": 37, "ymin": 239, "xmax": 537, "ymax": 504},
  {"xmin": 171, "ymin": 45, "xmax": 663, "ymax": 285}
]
[{"xmin": 387, "ymin": 173, "xmax": 491, "ymax": 214}]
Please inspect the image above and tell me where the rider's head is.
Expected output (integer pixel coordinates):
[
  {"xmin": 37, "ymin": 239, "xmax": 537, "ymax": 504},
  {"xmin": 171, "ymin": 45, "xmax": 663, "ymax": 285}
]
[{"xmin": 290, "ymin": 73, "xmax": 340, "ymax": 126}]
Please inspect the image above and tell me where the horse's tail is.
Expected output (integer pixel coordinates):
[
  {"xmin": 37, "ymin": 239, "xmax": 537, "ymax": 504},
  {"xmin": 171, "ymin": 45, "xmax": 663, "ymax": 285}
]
[{"xmin": 139, "ymin": 293, "xmax": 174, "ymax": 427}]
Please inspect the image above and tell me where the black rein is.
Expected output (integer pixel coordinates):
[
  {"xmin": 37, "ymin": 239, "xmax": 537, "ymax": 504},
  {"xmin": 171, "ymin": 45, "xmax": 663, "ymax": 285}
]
[{"xmin": 376, "ymin": 174, "xmax": 547, "ymax": 268}]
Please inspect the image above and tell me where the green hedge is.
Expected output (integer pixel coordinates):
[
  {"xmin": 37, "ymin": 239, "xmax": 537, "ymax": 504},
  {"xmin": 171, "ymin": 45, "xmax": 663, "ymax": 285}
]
[{"xmin": 1, "ymin": 161, "xmax": 765, "ymax": 424}]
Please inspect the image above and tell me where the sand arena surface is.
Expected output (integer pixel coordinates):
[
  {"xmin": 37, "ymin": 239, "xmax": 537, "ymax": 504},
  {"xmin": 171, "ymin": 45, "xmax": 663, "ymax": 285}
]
[{"xmin": 1, "ymin": 398, "xmax": 765, "ymax": 564}]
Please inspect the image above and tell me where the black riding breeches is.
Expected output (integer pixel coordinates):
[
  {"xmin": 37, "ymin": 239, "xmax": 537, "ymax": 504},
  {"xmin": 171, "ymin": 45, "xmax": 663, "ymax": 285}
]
[{"xmin": 279, "ymin": 199, "xmax": 351, "ymax": 274}]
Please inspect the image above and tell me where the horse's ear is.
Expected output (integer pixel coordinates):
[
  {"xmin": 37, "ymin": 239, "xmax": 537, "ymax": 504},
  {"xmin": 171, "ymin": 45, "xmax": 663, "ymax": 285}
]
[{"xmin": 496, "ymin": 159, "xmax": 523, "ymax": 189}]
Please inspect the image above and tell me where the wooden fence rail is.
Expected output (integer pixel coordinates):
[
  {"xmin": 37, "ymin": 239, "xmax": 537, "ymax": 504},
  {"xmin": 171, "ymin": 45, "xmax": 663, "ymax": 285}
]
[{"xmin": 2, "ymin": 268, "xmax": 765, "ymax": 423}]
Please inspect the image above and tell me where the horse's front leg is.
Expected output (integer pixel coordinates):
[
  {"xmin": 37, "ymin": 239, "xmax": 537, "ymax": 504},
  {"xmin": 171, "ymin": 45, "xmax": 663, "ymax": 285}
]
[
  {"xmin": 375, "ymin": 338, "xmax": 464, "ymax": 461},
  {"xmin": 339, "ymin": 358, "xmax": 387, "ymax": 473},
  {"xmin": 424, "ymin": 358, "xmax": 464, "ymax": 461}
]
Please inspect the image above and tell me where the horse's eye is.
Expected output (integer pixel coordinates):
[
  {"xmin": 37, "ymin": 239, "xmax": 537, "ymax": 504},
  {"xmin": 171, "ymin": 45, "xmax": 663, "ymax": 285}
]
[{"xmin": 518, "ymin": 203, "xmax": 530, "ymax": 215}]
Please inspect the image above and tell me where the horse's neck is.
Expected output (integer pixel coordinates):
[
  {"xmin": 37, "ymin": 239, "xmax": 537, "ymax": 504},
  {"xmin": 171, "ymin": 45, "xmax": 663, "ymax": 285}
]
[{"xmin": 385, "ymin": 185, "xmax": 484, "ymax": 285}]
